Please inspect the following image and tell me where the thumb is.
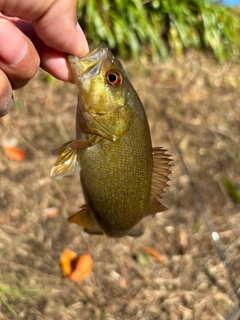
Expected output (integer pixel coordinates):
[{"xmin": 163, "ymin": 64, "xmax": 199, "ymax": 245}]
[{"xmin": 32, "ymin": 0, "xmax": 89, "ymax": 57}]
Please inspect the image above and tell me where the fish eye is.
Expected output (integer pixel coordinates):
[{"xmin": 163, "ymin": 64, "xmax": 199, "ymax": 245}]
[{"xmin": 106, "ymin": 70, "xmax": 122, "ymax": 87}]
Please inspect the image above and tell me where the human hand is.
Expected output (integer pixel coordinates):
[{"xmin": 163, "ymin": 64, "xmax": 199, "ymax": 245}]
[{"xmin": 0, "ymin": 0, "xmax": 89, "ymax": 117}]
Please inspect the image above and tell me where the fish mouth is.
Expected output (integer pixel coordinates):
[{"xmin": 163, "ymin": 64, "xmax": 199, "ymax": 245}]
[
  {"xmin": 69, "ymin": 43, "xmax": 108, "ymax": 63},
  {"xmin": 68, "ymin": 43, "xmax": 109, "ymax": 81}
]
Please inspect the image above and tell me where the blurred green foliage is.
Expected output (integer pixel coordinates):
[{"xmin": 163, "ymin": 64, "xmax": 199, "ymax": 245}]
[
  {"xmin": 222, "ymin": 177, "xmax": 240, "ymax": 204},
  {"xmin": 77, "ymin": 0, "xmax": 240, "ymax": 62},
  {"xmin": 0, "ymin": 284, "xmax": 41, "ymax": 319}
]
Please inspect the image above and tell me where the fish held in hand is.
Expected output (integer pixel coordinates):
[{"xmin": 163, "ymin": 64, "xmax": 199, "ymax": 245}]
[{"xmin": 51, "ymin": 43, "xmax": 172, "ymax": 238}]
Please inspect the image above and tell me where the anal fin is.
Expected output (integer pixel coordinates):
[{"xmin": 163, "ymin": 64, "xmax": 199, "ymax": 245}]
[
  {"xmin": 84, "ymin": 227, "xmax": 104, "ymax": 235},
  {"xmin": 127, "ymin": 228, "xmax": 143, "ymax": 237},
  {"xmin": 68, "ymin": 205, "xmax": 98, "ymax": 229},
  {"xmin": 146, "ymin": 147, "xmax": 173, "ymax": 216},
  {"xmin": 84, "ymin": 225, "xmax": 142, "ymax": 238}
]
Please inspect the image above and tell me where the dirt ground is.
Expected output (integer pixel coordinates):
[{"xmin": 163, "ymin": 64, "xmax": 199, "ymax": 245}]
[{"xmin": 1, "ymin": 51, "xmax": 240, "ymax": 320}]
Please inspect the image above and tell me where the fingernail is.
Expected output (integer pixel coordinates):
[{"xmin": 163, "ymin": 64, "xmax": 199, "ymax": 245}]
[
  {"xmin": 0, "ymin": 19, "xmax": 28, "ymax": 65},
  {"xmin": 0, "ymin": 93, "xmax": 13, "ymax": 117},
  {"xmin": 76, "ymin": 23, "xmax": 89, "ymax": 55}
]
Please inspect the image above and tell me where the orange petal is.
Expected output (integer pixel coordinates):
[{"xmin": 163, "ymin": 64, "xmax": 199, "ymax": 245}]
[
  {"xmin": 142, "ymin": 246, "xmax": 165, "ymax": 264},
  {"xmin": 3, "ymin": 146, "xmax": 26, "ymax": 161},
  {"xmin": 69, "ymin": 254, "xmax": 93, "ymax": 281},
  {"xmin": 60, "ymin": 249, "xmax": 78, "ymax": 277}
]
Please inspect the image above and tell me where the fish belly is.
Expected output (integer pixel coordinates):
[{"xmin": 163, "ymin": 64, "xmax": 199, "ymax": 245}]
[{"xmin": 80, "ymin": 127, "xmax": 152, "ymax": 235}]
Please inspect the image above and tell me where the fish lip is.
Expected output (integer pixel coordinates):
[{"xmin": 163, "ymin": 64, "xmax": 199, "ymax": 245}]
[
  {"xmin": 68, "ymin": 43, "xmax": 109, "ymax": 64},
  {"xmin": 68, "ymin": 43, "xmax": 109, "ymax": 81}
]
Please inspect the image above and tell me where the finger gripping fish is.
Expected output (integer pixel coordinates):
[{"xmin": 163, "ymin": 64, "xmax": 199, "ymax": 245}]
[{"xmin": 51, "ymin": 43, "xmax": 172, "ymax": 238}]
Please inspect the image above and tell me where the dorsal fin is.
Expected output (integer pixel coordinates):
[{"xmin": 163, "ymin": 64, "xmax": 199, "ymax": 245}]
[{"xmin": 145, "ymin": 147, "xmax": 173, "ymax": 216}]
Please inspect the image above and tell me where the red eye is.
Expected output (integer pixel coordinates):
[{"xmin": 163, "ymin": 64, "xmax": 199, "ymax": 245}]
[{"xmin": 106, "ymin": 71, "xmax": 122, "ymax": 87}]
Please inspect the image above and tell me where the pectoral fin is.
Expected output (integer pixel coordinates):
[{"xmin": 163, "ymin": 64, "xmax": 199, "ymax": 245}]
[
  {"xmin": 67, "ymin": 139, "xmax": 95, "ymax": 150},
  {"xmin": 50, "ymin": 138, "xmax": 95, "ymax": 178},
  {"xmin": 68, "ymin": 205, "xmax": 98, "ymax": 229},
  {"xmin": 146, "ymin": 147, "xmax": 173, "ymax": 215}
]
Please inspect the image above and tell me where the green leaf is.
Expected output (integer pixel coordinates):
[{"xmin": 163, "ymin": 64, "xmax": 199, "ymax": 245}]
[
  {"xmin": 137, "ymin": 253, "xmax": 149, "ymax": 267},
  {"xmin": 222, "ymin": 177, "xmax": 240, "ymax": 204}
]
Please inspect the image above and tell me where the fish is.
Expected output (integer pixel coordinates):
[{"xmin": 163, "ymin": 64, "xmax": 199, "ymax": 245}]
[{"xmin": 51, "ymin": 43, "xmax": 172, "ymax": 238}]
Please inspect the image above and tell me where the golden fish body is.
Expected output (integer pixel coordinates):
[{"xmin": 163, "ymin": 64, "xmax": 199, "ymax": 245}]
[{"xmin": 51, "ymin": 43, "xmax": 172, "ymax": 237}]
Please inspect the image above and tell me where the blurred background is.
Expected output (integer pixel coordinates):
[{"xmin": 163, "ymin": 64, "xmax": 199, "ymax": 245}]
[
  {"xmin": 224, "ymin": 0, "xmax": 240, "ymax": 5},
  {"xmin": 1, "ymin": 0, "xmax": 240, "ymax": 319}
]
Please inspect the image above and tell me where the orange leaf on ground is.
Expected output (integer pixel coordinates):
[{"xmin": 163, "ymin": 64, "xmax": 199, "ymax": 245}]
[
  {"xmin": 60, "ymin": 249, "xmax": 78, "ymax": 277},
  {"xmin": 3, "ymin": 146, "xmax": 26, "ymax": 161},
  {"xmin": 60, "ymin": 250, "xmax": 93, "ymax": 281},
  {"xmin": 69, "ymin": 254, "xmax": 93, "ymax": 281},
  {"xmin": 142, "ymin": 246, "xmax": 165, "ymax": 264}
]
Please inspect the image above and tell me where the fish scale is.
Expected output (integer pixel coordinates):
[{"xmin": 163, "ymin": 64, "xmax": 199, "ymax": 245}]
[{"xmin": 80, "ymin": 130, "xmax": 151, "ymax": 230}]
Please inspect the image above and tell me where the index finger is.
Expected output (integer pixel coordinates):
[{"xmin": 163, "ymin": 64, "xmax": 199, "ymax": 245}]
[{"xmin": 0, "ymin": 0, "xmax": 89, "ymax": 57}]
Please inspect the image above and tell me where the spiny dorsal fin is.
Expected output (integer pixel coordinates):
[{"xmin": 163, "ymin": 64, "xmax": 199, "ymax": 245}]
[{"xmin": 145, "ymin": 147, "xmax": 173, "ymax": 216}]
